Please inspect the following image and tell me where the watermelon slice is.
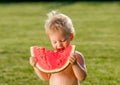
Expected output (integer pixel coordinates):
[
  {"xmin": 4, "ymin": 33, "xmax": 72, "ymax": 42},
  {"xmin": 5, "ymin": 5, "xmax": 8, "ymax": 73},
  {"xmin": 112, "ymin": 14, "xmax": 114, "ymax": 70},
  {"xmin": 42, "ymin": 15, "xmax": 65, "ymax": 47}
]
[{"xmin": 30, "ymin": 45, "xmax": 75, "ymax": 73}]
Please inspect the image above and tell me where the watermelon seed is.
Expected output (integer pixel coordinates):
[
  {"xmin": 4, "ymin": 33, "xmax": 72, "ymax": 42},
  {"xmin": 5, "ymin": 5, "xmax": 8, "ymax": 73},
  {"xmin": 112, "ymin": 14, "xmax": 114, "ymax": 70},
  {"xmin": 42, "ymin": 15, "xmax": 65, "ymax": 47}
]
[
  {"xmin": 57, "ymin": 59, "xmax": 62, "ymax": 66},
  {"xmin": 57, "ymin": 63, "xmax": 60, "ymax": 66},
  {"xmin": 59, "ymin": 59, "xmax": 62, "ymax": 63}
]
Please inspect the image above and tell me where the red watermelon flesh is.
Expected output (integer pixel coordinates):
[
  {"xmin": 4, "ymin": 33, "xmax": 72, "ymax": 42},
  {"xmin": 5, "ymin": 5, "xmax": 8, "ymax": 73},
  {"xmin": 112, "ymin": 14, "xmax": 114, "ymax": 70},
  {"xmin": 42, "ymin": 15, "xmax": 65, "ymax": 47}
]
[{"xmin": 30, "ymin": 45, "xmax": 75, "ymax": 73}]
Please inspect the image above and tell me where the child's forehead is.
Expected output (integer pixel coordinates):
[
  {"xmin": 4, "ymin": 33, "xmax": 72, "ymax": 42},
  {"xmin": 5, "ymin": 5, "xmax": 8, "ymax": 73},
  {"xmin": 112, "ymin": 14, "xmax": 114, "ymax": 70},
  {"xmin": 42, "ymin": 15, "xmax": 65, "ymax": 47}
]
[
  {"xmin": 49, "ymin": 32, "xmax": 68, "ymax": 38},
  {"xmin": 49, "ymin": 32, "xmax": 65, "ymax": 37},
  {"xmin": 47, "ymin": 28, "xmax": 67, "ymax": 35}
]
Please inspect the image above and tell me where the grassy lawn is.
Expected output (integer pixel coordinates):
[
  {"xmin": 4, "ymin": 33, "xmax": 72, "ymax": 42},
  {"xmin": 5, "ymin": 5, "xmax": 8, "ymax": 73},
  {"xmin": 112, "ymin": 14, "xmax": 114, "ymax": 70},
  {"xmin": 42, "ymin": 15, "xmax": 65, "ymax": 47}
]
[{"xmin": 0, "ymin": 2, "xmax": 120, "ymax": 85}]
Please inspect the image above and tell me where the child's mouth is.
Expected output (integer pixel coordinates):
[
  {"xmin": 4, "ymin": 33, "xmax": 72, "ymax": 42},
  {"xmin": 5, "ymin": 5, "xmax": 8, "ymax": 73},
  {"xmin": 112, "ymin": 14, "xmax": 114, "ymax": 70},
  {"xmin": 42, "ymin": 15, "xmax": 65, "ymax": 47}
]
[{"xmin": 57, "ymin": 48, "xmax": 65, "ymax": 51}]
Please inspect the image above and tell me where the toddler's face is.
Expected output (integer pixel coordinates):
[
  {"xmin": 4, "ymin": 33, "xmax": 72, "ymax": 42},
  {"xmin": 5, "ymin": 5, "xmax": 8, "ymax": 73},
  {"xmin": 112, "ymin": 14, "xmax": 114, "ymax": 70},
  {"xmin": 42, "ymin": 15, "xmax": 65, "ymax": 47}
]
[{"xmin": 49, "ymin": 32, "xmax": 71, "ymax": 51}]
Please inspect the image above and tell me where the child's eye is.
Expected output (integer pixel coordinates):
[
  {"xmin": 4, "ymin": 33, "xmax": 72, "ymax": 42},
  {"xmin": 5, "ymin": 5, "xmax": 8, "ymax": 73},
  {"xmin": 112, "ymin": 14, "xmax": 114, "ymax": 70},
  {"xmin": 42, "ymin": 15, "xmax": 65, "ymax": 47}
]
[
  {"xmin": 54, "ymin": 41, "xmax": 57, "ymax": 44},
  {"xmin": 52, "ymin": 41, "xmax": 56, "ymax": 44},
  {"xmin": 61, "ymin": 39, "xmax": 67, "ymax": 42}
]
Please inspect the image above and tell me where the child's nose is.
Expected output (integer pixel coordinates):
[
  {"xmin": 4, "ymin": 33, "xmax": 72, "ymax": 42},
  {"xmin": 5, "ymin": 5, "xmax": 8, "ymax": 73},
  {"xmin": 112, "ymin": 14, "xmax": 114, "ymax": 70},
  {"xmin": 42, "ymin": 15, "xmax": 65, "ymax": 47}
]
[{"xmin": 57, "ymin": 42, "xmax": 63, "ymax": 48}]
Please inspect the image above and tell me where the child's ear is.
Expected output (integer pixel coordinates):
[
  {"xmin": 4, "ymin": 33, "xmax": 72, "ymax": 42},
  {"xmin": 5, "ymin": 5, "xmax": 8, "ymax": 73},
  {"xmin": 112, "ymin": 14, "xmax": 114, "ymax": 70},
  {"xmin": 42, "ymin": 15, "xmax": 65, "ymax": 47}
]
[{"xmin": 70, "ymin": 33, "xmax": 74, "ymax": 41}]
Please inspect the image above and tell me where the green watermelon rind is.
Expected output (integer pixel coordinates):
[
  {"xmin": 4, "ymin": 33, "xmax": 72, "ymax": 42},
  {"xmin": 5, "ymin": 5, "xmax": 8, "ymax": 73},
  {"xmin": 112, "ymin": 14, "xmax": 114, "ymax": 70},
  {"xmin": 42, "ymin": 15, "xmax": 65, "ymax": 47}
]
[
  {"xmin": 36, "ymin": 59, "xmax": 70, "ymax": 73},
  {"xmin": 30, "ymin": 45, "xmax": 75, "ymax": 74}
]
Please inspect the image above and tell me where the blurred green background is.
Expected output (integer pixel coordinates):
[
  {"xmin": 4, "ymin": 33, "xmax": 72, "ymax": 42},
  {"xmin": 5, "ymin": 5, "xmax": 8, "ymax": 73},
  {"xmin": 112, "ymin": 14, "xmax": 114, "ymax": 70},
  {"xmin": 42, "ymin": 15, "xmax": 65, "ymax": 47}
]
[{"xmin": 0, "ymin": 1, "xmax": 120, "ymax": 85}]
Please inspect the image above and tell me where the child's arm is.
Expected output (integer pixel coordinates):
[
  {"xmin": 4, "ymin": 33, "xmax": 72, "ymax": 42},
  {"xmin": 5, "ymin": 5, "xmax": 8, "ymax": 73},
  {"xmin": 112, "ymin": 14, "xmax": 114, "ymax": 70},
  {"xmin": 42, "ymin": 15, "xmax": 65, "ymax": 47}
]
[
  {"xmin": 33, "ymin": 66, "xmax": 51, "ymax": 81},
  {"xmin": 69, "ymin": 51, "xmax": 87, "ymax": 81},
  {"xmin": 29, "ymin": 57, "xmax": 51, "ymax": 81}
]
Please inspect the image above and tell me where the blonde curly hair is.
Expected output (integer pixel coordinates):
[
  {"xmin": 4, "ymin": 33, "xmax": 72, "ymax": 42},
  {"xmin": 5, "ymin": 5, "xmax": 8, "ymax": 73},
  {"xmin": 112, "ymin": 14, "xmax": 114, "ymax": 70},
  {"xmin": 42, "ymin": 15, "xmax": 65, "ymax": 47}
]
[{"xmin": 45, "ymin": 11, "xmax": 75, "ymax": 36}]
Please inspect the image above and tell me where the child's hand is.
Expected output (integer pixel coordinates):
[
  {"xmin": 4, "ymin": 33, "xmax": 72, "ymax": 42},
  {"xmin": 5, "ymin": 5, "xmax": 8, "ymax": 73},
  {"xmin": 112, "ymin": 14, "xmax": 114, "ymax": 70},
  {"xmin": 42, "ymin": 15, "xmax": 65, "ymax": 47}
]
[
  {"xmin": 69, "ymin": 54, "xmax": 77, "ymax": 65},
  {"xmin": 29, "ymin": 56, "xmax": 36, "ymax": 67}
]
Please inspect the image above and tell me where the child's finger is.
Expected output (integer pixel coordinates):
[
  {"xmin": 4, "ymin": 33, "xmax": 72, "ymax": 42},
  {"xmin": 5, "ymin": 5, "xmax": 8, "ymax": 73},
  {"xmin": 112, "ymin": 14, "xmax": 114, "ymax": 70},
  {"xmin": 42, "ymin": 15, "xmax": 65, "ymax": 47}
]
[
  {"xmin": 69, "ymin": 55, "xmax": 77, "ymax": 65},
  {"xmin": 29, "ymin": 57, "xmax": 36, "ymax": 67}
]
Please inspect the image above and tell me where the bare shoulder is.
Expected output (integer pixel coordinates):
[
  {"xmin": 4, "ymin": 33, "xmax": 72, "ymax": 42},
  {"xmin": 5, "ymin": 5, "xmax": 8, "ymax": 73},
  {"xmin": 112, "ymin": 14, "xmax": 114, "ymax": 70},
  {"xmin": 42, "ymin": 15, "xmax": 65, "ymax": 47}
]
[
  {"xmin": 75, "ymin": 51, "xmax": 85, "ymax": 66},
  {"xmin": 75, "ymin": 51, "xmax": 85, "ymax": 59}
]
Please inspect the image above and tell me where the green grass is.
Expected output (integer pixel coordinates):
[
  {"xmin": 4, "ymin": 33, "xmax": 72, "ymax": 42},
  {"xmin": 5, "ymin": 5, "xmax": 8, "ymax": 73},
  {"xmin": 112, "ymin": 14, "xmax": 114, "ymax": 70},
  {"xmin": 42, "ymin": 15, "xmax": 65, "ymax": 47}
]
[{"xmin": 0, "ymin": 2, "xmax": 120, "ymax": 85}]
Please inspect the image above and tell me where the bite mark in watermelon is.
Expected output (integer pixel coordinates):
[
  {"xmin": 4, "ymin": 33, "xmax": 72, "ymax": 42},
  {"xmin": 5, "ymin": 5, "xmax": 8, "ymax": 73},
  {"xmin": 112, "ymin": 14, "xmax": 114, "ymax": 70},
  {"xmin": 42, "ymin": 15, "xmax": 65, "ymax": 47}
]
[{"xmin": 30, "ymin": 45, "xmax": 75, "ymax": 73}]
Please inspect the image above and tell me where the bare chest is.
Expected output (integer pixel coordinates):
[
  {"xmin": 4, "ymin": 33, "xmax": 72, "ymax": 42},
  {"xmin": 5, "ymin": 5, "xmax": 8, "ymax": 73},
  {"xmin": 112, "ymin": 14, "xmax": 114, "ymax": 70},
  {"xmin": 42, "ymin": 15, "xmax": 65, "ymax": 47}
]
[{"xmin": 49, "ymin": 65, "xmax": 79, "ymax": 85}]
